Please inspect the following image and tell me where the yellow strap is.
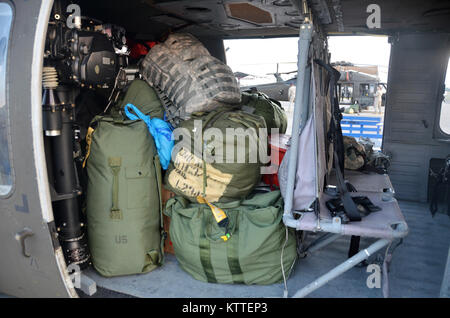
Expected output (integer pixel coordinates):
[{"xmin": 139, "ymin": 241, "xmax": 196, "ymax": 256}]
[
  {"xmin": 197, "ymin": 195, "xmax": 230, "ymax": 242},
  {"xmin": 82, "ymin": 126, "xmax": 94, "ymax": 168},
  {"xmin": 197, "ymin": 196, "xmax": 228, "ymax": 224}
]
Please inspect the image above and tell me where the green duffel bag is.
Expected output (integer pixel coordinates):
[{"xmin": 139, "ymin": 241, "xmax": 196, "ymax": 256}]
[
  {"xmin": 164, "ymin": 190, "xmax": 297, "ymax": 285},
  {"xmin": 113, "ymin": 79, "xmax": 165, "ymax": 119},
  {"xmin": 164, "ymin": 108, "xmax": 267, "ymax": 203},
  {"xmin": 86, "ymin": 114, "xmax": 164, "ymax": 277},
  {"xmin": 240, "ymin": 91, "xmax": 288, "ymax": 134}
]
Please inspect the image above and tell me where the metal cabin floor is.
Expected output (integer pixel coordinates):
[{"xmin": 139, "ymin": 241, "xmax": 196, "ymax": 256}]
[{"xmin": 83, "ymin": 200, "xmax": 450, "ymax": 298}]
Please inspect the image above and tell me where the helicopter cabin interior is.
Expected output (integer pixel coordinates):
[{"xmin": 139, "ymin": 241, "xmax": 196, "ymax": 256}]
[{"xmin": 0, "ymin": 0, "xmax": 449, "ymax": 298}]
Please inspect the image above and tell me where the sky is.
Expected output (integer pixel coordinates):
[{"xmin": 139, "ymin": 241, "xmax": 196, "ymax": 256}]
[{"xmin": 224, "ymin": 36, "xmax": 392, "ymax": 84}]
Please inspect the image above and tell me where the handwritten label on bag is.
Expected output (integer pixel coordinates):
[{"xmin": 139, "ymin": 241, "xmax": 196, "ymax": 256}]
[{"xmin": 168, "ymin": 148, "xmax": 232, "ymax": 202}]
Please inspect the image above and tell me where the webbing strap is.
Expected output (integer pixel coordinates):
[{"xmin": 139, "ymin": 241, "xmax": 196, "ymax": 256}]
[
  {"xmin": 154, "ymin": 156, "xmax": 163, "ymax": 228},
  {"xmin": 348, "ymin": 235, "xmax": 361, "ymax": 258},
  {"xmin": 154, "ymin": 85, "xmax": 182, "ymax": 128},
  {"xmin": 199, "ymin": 110, "xmax": 227, "ymax": 199},
  {"xmin": 202, "ymin": 158, "xmax": 207, "ymax": 197},
  {"xmin": 82, "ymin": 126, "xmax": 94, "ymax": 168},
  {"xmin": 199, "ymin": 224, "xmax": 217, "ymax": 283},
  {"xmin": 334, "ymin": 153, "xmax": 361, "ymax": 221},
  {"xmin": 154, "ymin": 155, "xmax": 165, "ymax": 264},
  {"xmin": 314, "ymin": 59, "xmax": 360, "ymax": 221},
  {"xmin": 226, "ymin": 231, "xmax": 244, "ymax": 284},
  {"xmin": 109, "ymin": 157, "xmax": 122, "ymax": 220}
]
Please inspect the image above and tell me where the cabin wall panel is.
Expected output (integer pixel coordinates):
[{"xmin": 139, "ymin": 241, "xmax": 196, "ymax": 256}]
[{"xmin": 383, "ymin": 33, "xmax": 450, "ymax": 203}]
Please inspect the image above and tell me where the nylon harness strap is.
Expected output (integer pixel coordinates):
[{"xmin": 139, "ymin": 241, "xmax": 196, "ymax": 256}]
[
  {"xmin": 200, "ymin": 110, "xmax": 229, "ymax": 198},
  {"xmin": 430, "ymin": 159, "xmax": 450, "ymax": 217},
  {"xmin": 334, "ymin": 151, "xmax": 361, "ymax": 221},
  {"xmin": 199, "ymin": 236, "xmax": 217, "ymax": 283},
  {"xmin": 226, "ymin": 229, "xmax": 244, "ymax": 284},
  {"xmin": 314, "ymin": 59, "xmax": 361, "ymax": 222},
  {"xmin": 154, "ymin": 85, "xmax": 182, "ymax": 128},
  {"xmin": 199, "ymin": 207, "xmax": 217, "ymax": 283}
]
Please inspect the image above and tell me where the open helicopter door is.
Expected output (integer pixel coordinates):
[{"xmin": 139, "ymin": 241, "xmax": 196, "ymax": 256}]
[{"xmin": 0, "ymin": 0, "xmax": 76, "ymax": 297}]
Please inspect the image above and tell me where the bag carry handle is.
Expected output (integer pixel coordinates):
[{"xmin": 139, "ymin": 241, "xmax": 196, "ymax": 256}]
[
  {"xmin": 109, "ymin": 157, "xmax": 122, "ymax": 220},
  {"xmin": 166, "ymin": 196, "xmax": 244, "ymax": 219},
  {"xmin": 195, "ymin": 197, "xmax": 244, "ymax": 211}
]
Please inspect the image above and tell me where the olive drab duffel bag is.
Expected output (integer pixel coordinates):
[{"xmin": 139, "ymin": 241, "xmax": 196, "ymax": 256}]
[
  {"xmin": 118, "ymin": 79, "xmax": 165, "ymax": 119},
  {"xmin": 164, "ymin": 190, "xmax": 297, "ymax": 285},
  {"xmin": 164, "ymin": 108, "xmax": 267, "ymax": 203},
  {"xmin": 240, "ymin": 91, "xmax": 288, "ymax": 134},
  {"xmin": 85, "ymin": 114, "xmax": 164, "ymax": 277},
  {"xmin": 140, "ymin": 33, "xmax": 241, "ymax": 127}
]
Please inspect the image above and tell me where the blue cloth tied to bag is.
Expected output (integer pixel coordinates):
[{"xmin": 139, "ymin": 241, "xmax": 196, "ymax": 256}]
[{"xmin": 124, "ymin": 103, "xmax": 173, "ymax": 170}]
